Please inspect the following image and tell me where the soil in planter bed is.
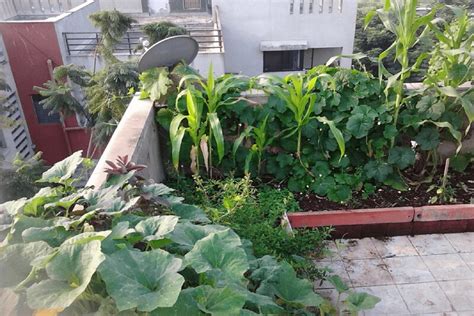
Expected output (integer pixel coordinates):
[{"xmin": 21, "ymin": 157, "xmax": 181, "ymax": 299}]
[{"xmin": 296, "ymin": 166, "xmax": 474, "ymax": 212}]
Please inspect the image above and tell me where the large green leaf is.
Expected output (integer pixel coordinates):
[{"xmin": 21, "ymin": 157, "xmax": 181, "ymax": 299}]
[
  {"xmin": 317, "ymin": 116, "xmax": 345, "ymax": 158},
  {"xmin": 0, "ymin": 198, "xmax": 27, "ymax": 236},
  {"xmin": 256, "ymin": 261, "xmax": 323, "ymax": 307},
  {"xmin": 208, "ymin": 112, "xmax": 225, "ymax": 162},
  {"xmin": 346, "ymin": 106, "xmax": 377, "ymax": 139},
  {"xmin": 141, "ymin": 183, "xmax": 175, "ymax": 200},
  {"xmin": 364, "ymin": 160, "xmax": 393, "ymax": 182},
  {"xmin": 27, "ymin": 240, "xmax": 105, "ymax": 309},
  {"xmin": 184, "ymin": 229, "xmax": 249, "ymax": 282},
  {"xmin": 191, "ymin": 285, "xmax": 247, "ymax": 316},
  {"xmin": 22, "ymin": 226, "xmax": 74, "ymax": 247},
  {"xmin": 83, "ymin": 187, "xmax": 140, "ymax": 215},
  {"xmin": 8, "ymin": 215, "xmax": 53, "ymax": 244},
  {"xmin": 344, "ymin": 292, "xmax": 381, "ymax": 312},
  {"xmin": 150, "ymin": 288, "xmax": 204, "ymax": 316},
  {"xmin": 38, "ymin": 150, "xmax": 83, "ymax": 184},
  {"xmin": 168, "ymin": 221, "xmax": 227, "ymax": 252},
  {"xmin": 0, "ymin": 241, "xmax": 53, "ymax": 288},
  {"xmin": 139, "ymin": 67, "xmax": 172, "ymax": 102},
  {"xmin": 415, "ymin": 127, "xmax": 440, "ymax": 150},
  {"xmin": 135, "ymin": 215, "xmax": 179, "ymax": 241},
  {"xmin": 245, "ymin": 291, "xmax": 284, "ymax": 314},
  {"xmin": 388, "ymin": 146, "xmax": 416, "ymax": 170},
  {"xmin": 101, "ymin": 221, "xmax": 135, "ymax": 254},
  {"xmin": 99, "ymin": 248, "xmax": 184, "ymax": 312},
  {"xmin": 169, "ymin": 204, "xmax": 210, "ymax": 223},
  {"xmin": 23, "ymin": 187, "xmax": 59, "ymax": 217}
]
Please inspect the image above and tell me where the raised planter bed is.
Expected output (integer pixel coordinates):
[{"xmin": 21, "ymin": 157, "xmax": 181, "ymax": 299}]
[{"xmin": 287, "ymin": 204, "xmax": 474, "ymax": 238}]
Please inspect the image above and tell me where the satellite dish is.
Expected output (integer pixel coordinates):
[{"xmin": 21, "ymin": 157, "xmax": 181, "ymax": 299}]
[{"xmin": 138, "ymin": 35, "xmax": 199, "ymax": 73}]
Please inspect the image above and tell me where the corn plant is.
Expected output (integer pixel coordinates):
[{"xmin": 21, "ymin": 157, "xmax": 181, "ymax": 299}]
[
  {"xmin": 262, "ymin": 74, "xmax": 345, "ymax": 167},
  {"xmin": 232, "ymin": 115, "xmax": 273, "ymax": 176},
  {"xmin": 365, "ymin": 0, "xmax": 439, "ymax": 146},
  {"xmin": 170, "ymin": 89, "xmax": 205, "ymax": 174},
  {"xmin": 177, "ymin": 64, "xmax": 248, "ymax": 176},
  {"xmin": 426, "ymin": 6, "xmax": 474, "ymax": 125}
]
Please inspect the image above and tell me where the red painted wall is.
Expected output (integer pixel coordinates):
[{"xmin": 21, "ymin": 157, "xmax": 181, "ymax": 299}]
[{"xmin": 0, "ymin": 22, "xmax": 90, "ymax": 164}]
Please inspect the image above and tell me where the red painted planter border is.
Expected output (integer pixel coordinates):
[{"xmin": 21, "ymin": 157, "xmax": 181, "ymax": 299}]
[{"xmin": 287, "ymin": 204, "xmax": 474, "ymax": 237}]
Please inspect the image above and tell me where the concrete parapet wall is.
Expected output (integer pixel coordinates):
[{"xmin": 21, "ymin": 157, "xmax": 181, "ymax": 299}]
[{"xmin": 87, "ymin": 95, "xmax": 165, "ymax": 188}]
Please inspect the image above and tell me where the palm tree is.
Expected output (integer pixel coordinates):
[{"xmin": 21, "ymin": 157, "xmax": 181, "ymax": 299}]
[{"xmin": 34, "ymin": 65, "xmax": 92, "ymax": 154}]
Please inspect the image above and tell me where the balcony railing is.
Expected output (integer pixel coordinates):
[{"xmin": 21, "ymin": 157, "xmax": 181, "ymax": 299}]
[{"xmin": 63, "ymin": 27, "xmax": 224, "ymax": 56}]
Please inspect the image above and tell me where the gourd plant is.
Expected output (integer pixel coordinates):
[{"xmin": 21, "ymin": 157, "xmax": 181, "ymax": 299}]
[
  {"xmin": 171, "ymin": 64, "xmax": 249, "ymax": 176},
  {"xmin": 261, "ymin": 73, "xmax": 345, "ymax": 174},
  {"xmin": 0, "ymin": 152, "xmax": 379, "ymax": 315},
  {"xmin": 365, "ymin": 0, "xmax": 439, "ymax": 146}
]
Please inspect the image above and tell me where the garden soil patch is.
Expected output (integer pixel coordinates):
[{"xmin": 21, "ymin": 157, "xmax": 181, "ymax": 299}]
[{"xmin": 296, "ymin": 166, "xmax": 474, "ymax": 212}]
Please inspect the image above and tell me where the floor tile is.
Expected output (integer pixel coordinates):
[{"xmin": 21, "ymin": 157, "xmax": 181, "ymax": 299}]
[
  {"xmin": 444, "ymin": 233, "xmax": 474, "ymax": 253},
  {"xmin": 314, "ymin": 260, "xmax": 352, "ymax": 289},
  {"xmin": 344, "ymin": 259, "xmax": 393, "ymax": 287},
  {"xmin": 316, "ymin": 241, "xmax": 342, "ymax": 262},
  {"xmin": 408, "ymin": 234, "xmax": 456, "ymax": 255},
  {"xmin": 372, "ymin": 236, "xmax": 419, "ymax": 258},
  {"xmin": 397, "ymin": 282, "xmax": 453, "ymax": 314},
  {"xmin": 338, "ymin": 238, "xmax": 379, "ymax": 260},
  {"xmin": 460, "ymin": 253, "xmax": 474, "ymax": 272},
  {"xmin": 384, "ymin": 256, "xmax": 435, "ymax": 284},
  {"xmin": 422, "ymin": 254, "xmax": 472, "ymax": 281},
  {"xmin": 357, "ymin": 285, "xmax": 409, "ymax": 316},
  {"xmin": 439, "ymin": 280, "xmax": 474, "ymax": 312}
]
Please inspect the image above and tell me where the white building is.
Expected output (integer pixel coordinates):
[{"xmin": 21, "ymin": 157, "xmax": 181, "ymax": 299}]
[
  {"xmin": 213, "ymin": 0, "xmax": 357, "ymax": 76},
  {"xmin": 0, "ymin": 35, "xmax": 34, "ymax": 165},
  {"xmin": 96, "ymin": 0, "xmax": 357, "ymax": 76}
]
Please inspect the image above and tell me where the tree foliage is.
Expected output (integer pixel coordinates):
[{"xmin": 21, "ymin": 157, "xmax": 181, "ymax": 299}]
[{"xmin": 142, "ymin": 21, "xmax": 187, "ymax": 46}]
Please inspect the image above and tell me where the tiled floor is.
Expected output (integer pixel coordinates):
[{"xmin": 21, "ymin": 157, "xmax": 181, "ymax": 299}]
[{"xmin": 314, "ymin": 233, "xmax": 474, "ymax": 316}]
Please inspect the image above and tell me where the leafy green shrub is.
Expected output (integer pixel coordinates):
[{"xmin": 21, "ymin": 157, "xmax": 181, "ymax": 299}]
[
  {"xmin": 150, "ymin": 2, "xmax": 472, "ymax": 206},
  {"xmin": 168, "ymin": 176, "xmax": 331, "ymax": 271},
  {"xmin": 0, "ymin": 152, "xmax": 379, "ymax": 315},
  {"xmin": 142, "ymin": 21, "xmax": 187, "ymax": 46}
]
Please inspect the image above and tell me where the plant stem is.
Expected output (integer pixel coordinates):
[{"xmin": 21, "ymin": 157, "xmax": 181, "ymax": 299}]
[
  {"xmin": 208, "ymin": 122, "xmax": 213, "ymax": 178},
  {"xmin": 441, "ymin": 158, "xmax": 450, "ymax": 191}
]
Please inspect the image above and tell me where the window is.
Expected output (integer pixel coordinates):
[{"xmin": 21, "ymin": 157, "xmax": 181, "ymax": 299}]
[
  {"xmin": 263, "ymin": 50, "xmax": 304, "ymax": 72},
  {"xmin": 32, "ymin": 94, "xmax": 60, "ymax": 124}
]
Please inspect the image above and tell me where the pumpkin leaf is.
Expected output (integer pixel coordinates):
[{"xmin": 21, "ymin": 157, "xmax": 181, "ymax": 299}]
[
  {"xmin": 27, "ymin": 240, "xmax": 105, "ymax": 310},
  {"xmin": 184, "ymin": 229, "xmax": 249, "ymax": 282},
  {"xmin": 99, "ymin": 248, "xmax": 184, "ymax": 312},
  {"xmin": 0, "ymin": 241, "xmax": 54, "ymax": 288},
  {"xmin": 38, "ymin": 151, "xmax": 83, "ymax": 184}
]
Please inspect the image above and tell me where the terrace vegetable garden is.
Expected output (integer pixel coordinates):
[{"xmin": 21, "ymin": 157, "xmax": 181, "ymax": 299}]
[{"xmin": 0, "ymin": 1, "xmax": 473, "ymax": 315}]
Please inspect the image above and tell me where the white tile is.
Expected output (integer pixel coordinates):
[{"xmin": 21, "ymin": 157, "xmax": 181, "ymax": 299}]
[
  {"xmin": 460, "ymin": 252, "xmax": 474, "ymax": 272},
  {"xmin": 338, "ymin": 238, "xmax": 379, "ymax": 260},
  {"xmin": 384, "ymin": 256, "xmax": 435, "ymax": 284},
  {"xmin": 408, "ymin": 234, "xmax": 456, "ymax": 255},
  {"xmin": 422, "ymin": 254, "xmax": 472, "ymax": 281},
  {"xmin": 372, "ymin": 236, "xmax": 419, "ymax": 258},
  {"xmin": 398, "ymin": 282, "xmax": 453, "ymax": 314},
  {"xmin": 439, "ymin": 280, "xmax": 474, "ymax": 312},
  {"xmin": 444, "ymin": 233, "xmax": 474, "ymax": 253},
  {"xmin": 357, "ymin": 285, "xmax": 409, "ymax": 316},
  {"xmin": 344, "ymin": 259, "xmax": 393, "ymax": 287}
]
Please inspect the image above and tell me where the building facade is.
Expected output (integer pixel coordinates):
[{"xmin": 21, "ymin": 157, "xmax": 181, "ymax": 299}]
[
  {"xmin": 0, "ymin": 0, "xmax": 95, "ymax": 164},
  {"xmin": 0, "ymin": 34, "xmax": 34, "ymax": 165},
  {"xmin": 213, "ymin": 0, "xmax": 357, "ymax": 76}
]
